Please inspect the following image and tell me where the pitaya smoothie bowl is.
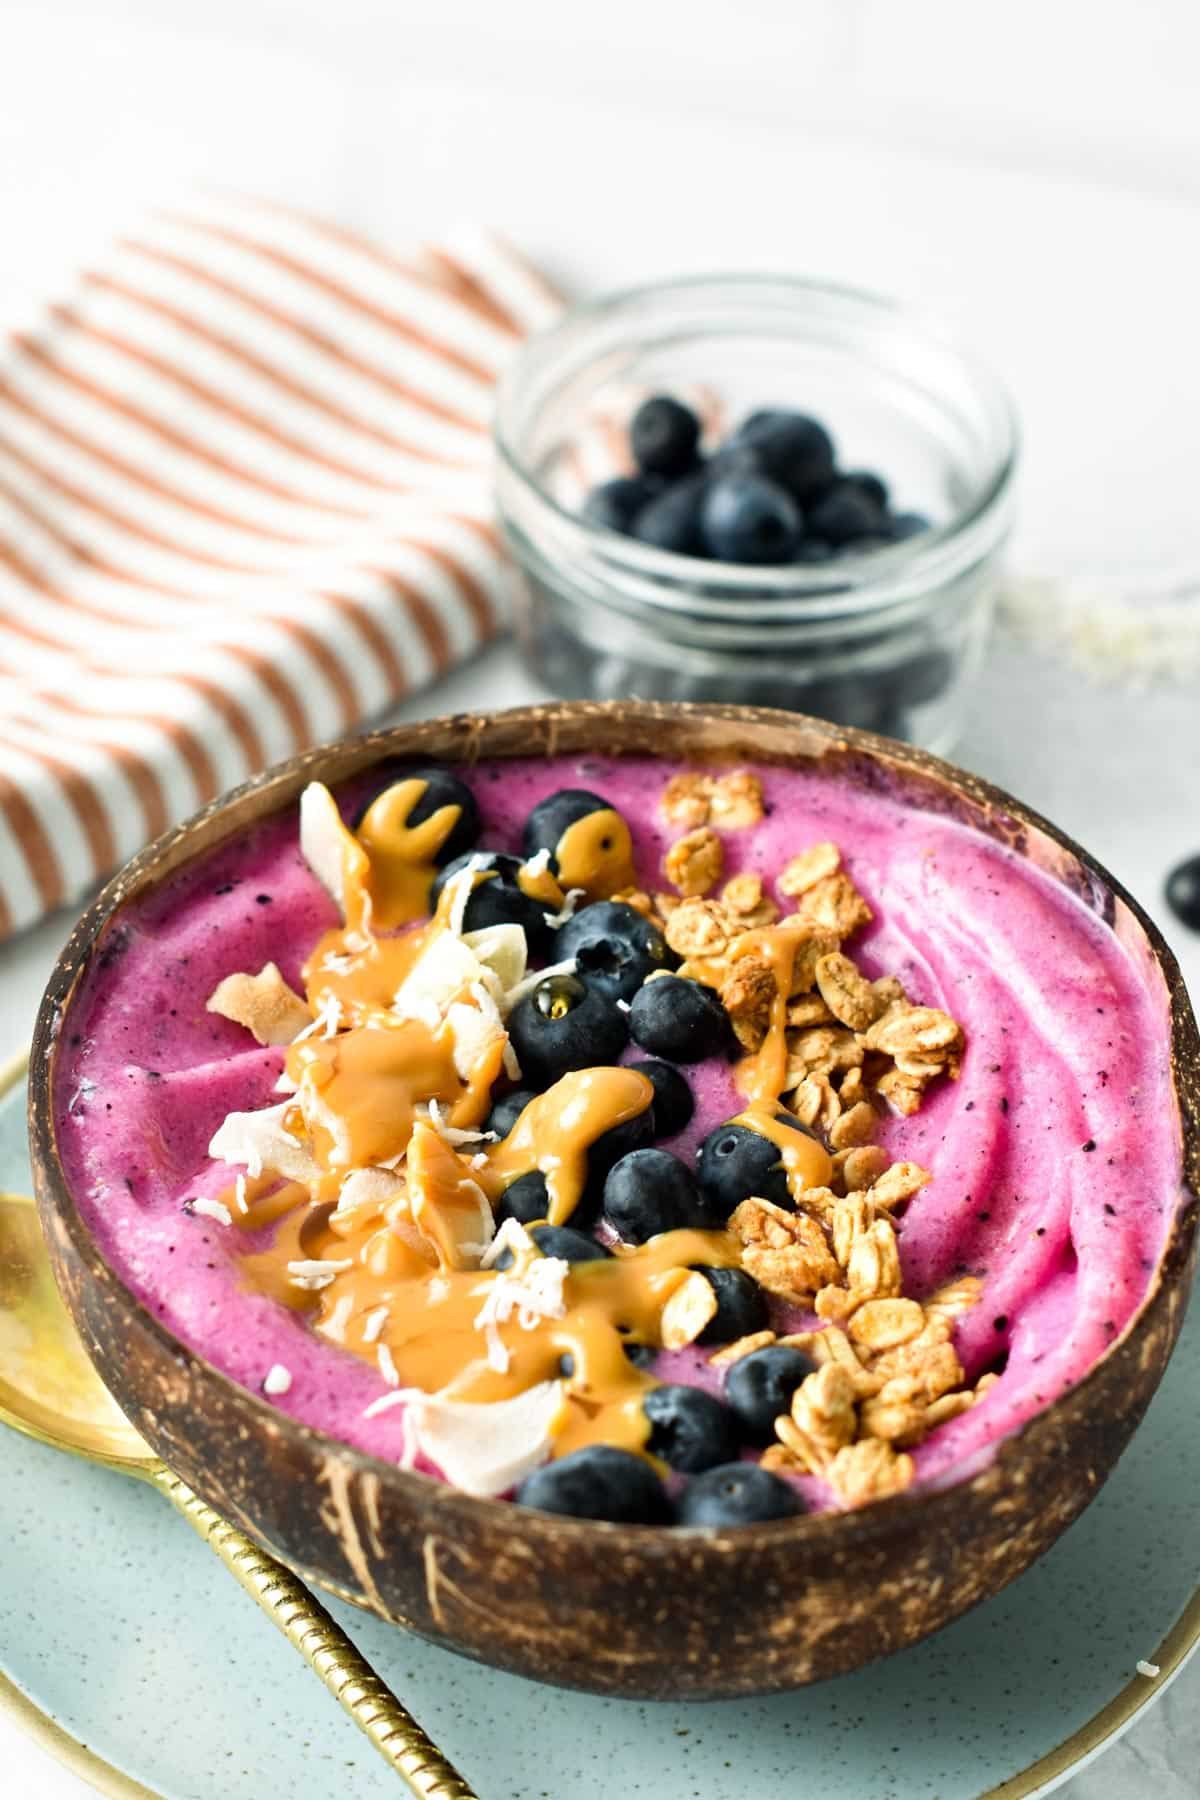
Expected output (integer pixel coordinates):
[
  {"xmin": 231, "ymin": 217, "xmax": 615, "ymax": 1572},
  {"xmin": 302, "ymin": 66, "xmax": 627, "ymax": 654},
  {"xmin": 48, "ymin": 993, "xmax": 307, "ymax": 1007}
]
[{"xmin": 40, "ymin": 711, "xmax": 1193, "ymax": 1538}]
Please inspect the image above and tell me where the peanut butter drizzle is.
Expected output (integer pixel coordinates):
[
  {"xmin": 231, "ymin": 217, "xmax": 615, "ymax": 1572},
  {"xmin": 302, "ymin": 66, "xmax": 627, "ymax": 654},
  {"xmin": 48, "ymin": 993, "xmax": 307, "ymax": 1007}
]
[
  {"xmin": 729, "ymin": 1103, "xmax": 834, "ymax": 1198},
  {"xmin": 727, "ymin": 920, "xmax": 813, "ymax": 1104},
  {"xmin": 552, "ymin": 808, "xmax": 637, "ymax": 899},
  {"xmin": 245, "ymin": 1187, "xmax": 740, "ymax": 1457},
  {"xmin": 302, "ymin": 868, "xmax": 462, "ymax": 1022},
  {"xmin": 286, "ymin": 1015, "xmax": 501, "ymax": 1183},
  {"xmin": 515, "ymin": 858, "xmax": 567, "ymax": 910},
  {"xmin": 480, "ymin": 1067, "xmax": 655, "ymax": 1225},
  {"xmin": 225, "ymin": 808, "xmax": 742, "ymax": 1470},
  {"xmin": 218, "ymin": 1172, "xmax": 309, "ymax": 1232},
  {"xmin": 356, "ymin": 777, "xmax": 462, "ymax": 930},
  {"xmin": 406, "ymin": 1120, "xmax": 493, "ymax": 1269}
]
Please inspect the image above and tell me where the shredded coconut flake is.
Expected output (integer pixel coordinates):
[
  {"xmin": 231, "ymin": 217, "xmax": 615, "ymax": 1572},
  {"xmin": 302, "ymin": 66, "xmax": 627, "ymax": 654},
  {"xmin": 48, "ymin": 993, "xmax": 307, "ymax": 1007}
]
[
  {"xmin": 544, "ymin": 887, "xmax": 586, "ymax": 929},
  {"xmin": 501, "ymin": 958, "xmax": 578, "ymax": 1012},
  {"xmin": 421, "ymin": 1098, "xmax": 497, "ymax": 1146},
  {"xmin": 262, "ymin": 1364, "xmax": 292, "ymax": 1397},
  {"xmin": 378, "ymin": 1343, "xmax": 400, "ymax": 1387},
  {"xmin": 481, "ymin": 1218, "xmax": 534, "ymax": 1269},
  {"xmin": 615, "ymin": 997, "xmax": 631, "ymax": 1013},
  {"xmin": 363, "ymin": 1305, "xmax": 390, "ymax": 1344},
  {"xmin": 474, "ymin": 1256, "xmax": 569, "ymax": 1373},
  {"xmin": 523, "ymin": 847, "xmax": 552, "ymax": 878},
  {"xmin": 321, "ymin": 951, "xmax": 356, "ymax": 976},
  {"xmin": 287, "ymin": 1257, "xmax": 353, "ymax": 1291},
  {"xmin": 446, "ymin": 854, "xmax": 492, "ymax": 938},
  {"xmin": 189, "ymin": 1196, "xmax": 232, "ymax": 1227},
  {"xmin": 1137, "ymin": 1660, "xmax": 1161, "ymax": 1679},
  {"xmin": 294, "ymin": 993, "xmax": 343, "ymax": 1042},
  {"xmin": 363, "ymin": 1386, "xmax": 419, "ymax": 1420}
]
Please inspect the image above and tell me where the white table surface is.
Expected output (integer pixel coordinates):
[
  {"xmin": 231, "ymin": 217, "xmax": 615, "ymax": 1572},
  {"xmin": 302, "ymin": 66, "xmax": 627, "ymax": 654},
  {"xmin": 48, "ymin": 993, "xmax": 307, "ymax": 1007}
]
[{"xmin": 3, "ymin": 6, "xmax": 1200, "ymax": 1789}]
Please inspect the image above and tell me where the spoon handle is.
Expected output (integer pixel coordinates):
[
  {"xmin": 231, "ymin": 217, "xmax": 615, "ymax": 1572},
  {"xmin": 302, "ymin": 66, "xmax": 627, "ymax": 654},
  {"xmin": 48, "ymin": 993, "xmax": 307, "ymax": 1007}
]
[{"xmin": 152, "ymin": 1464, "xmax": 479, "ymax": 1799}]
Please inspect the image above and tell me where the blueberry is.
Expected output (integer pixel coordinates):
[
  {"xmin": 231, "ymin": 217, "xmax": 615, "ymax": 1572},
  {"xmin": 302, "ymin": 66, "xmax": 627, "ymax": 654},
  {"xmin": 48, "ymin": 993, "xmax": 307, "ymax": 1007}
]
[
  {"xmin": 697, "ymin": 1121, "xmax": 797, "ymax": 1216},
  {"xmin": 628, "ymin": 977, "xmax": 729, "ymax": 1063},
  {"xmin": 643, "ymin": 1386, "xmax": 738, "ymax": 1472},
  {"xmin": 724, "ymin": 1345, "xmax": 818, "ymax": 1443},
  {"xmin": 431, "ymin": 852, "xmax": 552, "ymax": 955},
  {"xmin": 515, "ymin": 1445, "xmax": 671, "ymax": 1523},
  {"xmin": 624, "ymin": 1341, "xmax": 657, "ymax": 1369},
  {"xmin": 842, "ymin": 469, "xmax": 889, "ymax": 511},
  {"xmin": 630, "ymin": 470, "xmax": 710, "ymax": 555},
  {"xmin": 629, "ymin": 1059, "xmax": 694, "ymax": 1138},
  {"xmin": 582, "ymin": 474, "xmax": 663, "ymax": 534},
  {"xmin": 573, "ymin": 1106, "xmax": 659, "ymax": 1225},
  {"xmin": 494, "ymin": 1169, "xmax": 551, "ymax": 1226},
  {"xmin": 521, "ymin": 789, "xmax": 633, "ymax": 896},
  {"xmin": 493, "ymin": 1224, "xmax": 611, "ymax": 1269},
  {"xmin": 484, "ymin": 1088, "xmax": 535, "ymax": 1139},
  {"xmin": 700, "ymin": 473, "xmax": 801, "ymax": 565},
  {"xmin": 586, "ymin": 1105, "xmax": 657, "ymax": 1180},
  {"xmin": 694, "ymin": 1266, "xmax": 770, "ymax": 1343},
  {"xmin": 806, "ymin": 482, "xmax": 883, "ymax": 548},
  {"xmin": 533, "ymin": 1225, "xmax": 610, "ymax": 1263},
  {"xmin": 725, "ymin": 411, "xmax": 835, "ymax": 501},
  {"xmin": 629, "ymin": 395, "xmax": 702, "ymax": 478},
  {"xmin": 353, "ymin": 765, "xmax": 480, "ymax": 864},
  {"xmin": 889, "ymin": 510, "xmax": 932, "ymax": 541},
  {"xmin": 508, "ymin": 973, "xmax": 628, "ymax": 1088},
  {"xmin": 1166, "ymin": 853, "xmax": 1200, "ymax": 931},
  {"xmin": 675, "ymin": 1463, "xmax": 804, "ymax": 1527},
  {"xmin": 557, "ymin": 902, "xmax": 676, "ymax": 1002},
  {"xmin": 603, "ymin": 1148, "xmax": 706, "ymax": 1244}
]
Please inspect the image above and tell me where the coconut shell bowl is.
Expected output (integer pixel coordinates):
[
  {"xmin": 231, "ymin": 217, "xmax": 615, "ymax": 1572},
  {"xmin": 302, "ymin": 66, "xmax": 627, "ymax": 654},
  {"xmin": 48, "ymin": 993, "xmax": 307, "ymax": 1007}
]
[{"xmin": 27, "ymin": 703, "xmax": 1200, "ymax": 1700}]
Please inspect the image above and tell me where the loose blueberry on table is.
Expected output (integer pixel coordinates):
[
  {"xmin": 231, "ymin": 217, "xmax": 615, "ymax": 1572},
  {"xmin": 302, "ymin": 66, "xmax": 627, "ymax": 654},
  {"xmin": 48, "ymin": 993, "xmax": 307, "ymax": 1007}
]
[
  {"xmin": 582, "ymin": 393, "xmax": 932, "ymax": 566},
  {"xmin": 1166, "ymin": 853, "xmax": 1200, "ymax": 933}
]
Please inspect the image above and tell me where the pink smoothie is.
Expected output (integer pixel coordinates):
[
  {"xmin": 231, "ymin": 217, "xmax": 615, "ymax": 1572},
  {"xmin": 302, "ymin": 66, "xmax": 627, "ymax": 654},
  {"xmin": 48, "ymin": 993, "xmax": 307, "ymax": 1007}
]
[{"xmin": 53, "ymin": 756, "xmax": 1185, "ymax": 1502}]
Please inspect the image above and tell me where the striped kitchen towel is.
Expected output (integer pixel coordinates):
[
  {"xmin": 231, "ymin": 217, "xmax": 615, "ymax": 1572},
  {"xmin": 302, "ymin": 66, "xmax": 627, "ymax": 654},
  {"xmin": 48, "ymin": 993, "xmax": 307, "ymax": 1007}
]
[{"xmin": 0, "ymin": 200, "xmax": 563, "ymax": 941}]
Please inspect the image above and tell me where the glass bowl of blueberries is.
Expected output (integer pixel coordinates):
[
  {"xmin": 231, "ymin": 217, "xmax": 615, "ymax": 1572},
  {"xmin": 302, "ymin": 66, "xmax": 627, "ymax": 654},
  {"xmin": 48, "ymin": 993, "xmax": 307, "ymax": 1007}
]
[{"xmin": 494, "ymin": 274, "xmax": 1019, "ymax": 750}]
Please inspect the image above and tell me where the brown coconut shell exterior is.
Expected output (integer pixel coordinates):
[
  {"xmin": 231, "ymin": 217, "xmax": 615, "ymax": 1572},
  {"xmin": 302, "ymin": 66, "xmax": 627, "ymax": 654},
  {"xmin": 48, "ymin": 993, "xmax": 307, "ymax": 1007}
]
[{"xmin": 28, "ymin": 703, "xmax": 1200, "ymax": 1699}]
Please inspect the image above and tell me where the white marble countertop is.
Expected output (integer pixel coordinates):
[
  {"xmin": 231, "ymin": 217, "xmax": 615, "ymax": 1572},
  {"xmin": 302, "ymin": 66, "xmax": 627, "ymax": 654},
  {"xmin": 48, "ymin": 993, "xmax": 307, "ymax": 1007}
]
[{"xmin": 3, "ymin": 2, "xmax": 1199, "ymax": 1789}]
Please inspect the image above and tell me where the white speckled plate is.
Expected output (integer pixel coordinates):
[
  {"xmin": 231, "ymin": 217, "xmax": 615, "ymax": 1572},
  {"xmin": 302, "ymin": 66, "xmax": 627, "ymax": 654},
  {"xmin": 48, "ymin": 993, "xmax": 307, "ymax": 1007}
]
[{"xmin": 1, "ymin": 1057, "xmax": 1196, "ymax": 1800}]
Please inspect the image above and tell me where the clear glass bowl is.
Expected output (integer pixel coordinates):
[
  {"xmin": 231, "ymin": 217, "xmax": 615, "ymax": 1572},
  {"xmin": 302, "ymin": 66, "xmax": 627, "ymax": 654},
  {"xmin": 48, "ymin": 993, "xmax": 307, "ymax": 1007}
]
[{"xmin": 493, "ymin": 275, "xmax": 1019, "ymax": 752}]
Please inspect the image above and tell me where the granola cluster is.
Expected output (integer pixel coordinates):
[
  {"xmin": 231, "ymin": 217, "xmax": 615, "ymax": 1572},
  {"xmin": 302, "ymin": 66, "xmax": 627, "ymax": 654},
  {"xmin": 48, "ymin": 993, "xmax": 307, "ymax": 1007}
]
[
  {"xmin": 652, "ymin": 777, "xmax": 982, "ymax": 1507},
  {"xmin": 657, "ymin": 834, "xmax": 962, "ymax": 1125},
  {"xmin": 715, "ymin": 1265, "xmax": 994, "ymax": 1507}
]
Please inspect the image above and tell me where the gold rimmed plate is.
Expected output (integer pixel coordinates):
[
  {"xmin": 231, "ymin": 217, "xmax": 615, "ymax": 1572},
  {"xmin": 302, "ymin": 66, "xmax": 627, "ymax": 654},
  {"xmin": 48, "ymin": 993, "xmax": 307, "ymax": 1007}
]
[{"xmin": 1, "ymin": 1050, "xmax": 1196, "ymax": 1800}]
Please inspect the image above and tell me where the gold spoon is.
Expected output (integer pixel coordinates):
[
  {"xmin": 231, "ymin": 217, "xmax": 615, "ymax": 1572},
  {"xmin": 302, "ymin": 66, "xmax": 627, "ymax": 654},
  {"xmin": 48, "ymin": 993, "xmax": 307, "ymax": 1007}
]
[{"xmin": 0, "ymin": 1187, "xmax": 477, "ymax": 1800}]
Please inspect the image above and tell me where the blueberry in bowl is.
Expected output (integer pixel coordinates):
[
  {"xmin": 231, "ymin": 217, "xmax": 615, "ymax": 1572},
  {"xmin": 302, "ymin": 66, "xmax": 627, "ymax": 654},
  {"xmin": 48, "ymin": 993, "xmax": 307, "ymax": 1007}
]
[
  {"xmin": 642, "ymin": 1386, "xmax": 738, "ymax": 1472},
  {"xmin": 602, "ymin": 1148, "xmax": 707, "ymax": 1244},
  {"xmin": 508, "ymin": 972, "xmax": 629, "ymax": 1087},
  {"xmin": 628, "ymin": 1059, "xmax": 694, "ymax": 1137},
  {"xmin": 431, "ymin": 851, "xmax": 555, "ymax": 955},
  {"xmin": 516, "ymin": 1446, "xmax": 671, "ymax": 1524},
  {"xmin": 676, "ymin": 1464, "xmax": 805, "ymax": 1528},
  {"xmin": 557, "ymin": 901, "xmax": 676, "ymax": 1002},
  {"xmin": 628, "ymin": 975, "xmax": 730, "ymax": 1062},
  {"xmin": 521, "ymin": 788, "xmax": 636, "ymax": 899}
]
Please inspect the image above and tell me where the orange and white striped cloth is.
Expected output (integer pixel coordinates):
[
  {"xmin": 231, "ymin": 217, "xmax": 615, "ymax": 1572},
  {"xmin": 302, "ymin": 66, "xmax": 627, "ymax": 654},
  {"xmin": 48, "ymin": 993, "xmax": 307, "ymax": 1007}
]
[{"xmin": 0, "ymin": 199, "xmax": 563, "ymax": 942}]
